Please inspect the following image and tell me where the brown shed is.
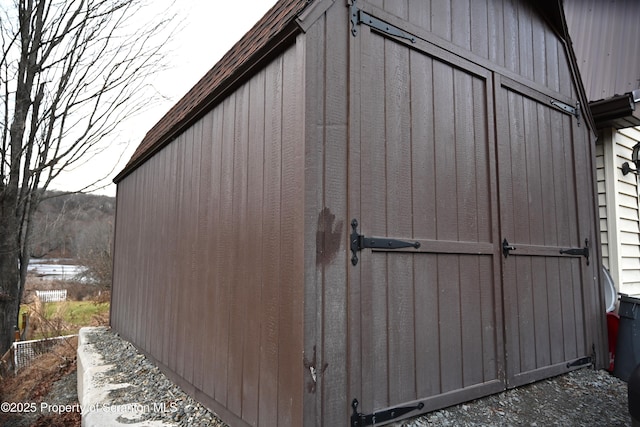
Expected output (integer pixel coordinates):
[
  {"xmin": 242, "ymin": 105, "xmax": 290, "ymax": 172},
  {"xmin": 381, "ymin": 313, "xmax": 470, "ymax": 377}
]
[{"xmin": 111, "ymin": 0, "xmax": 608, "ymax": 425}]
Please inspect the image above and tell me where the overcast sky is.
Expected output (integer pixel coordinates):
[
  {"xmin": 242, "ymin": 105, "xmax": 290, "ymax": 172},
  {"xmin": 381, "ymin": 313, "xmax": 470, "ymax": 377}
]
[{"xmin": 52, "ymin": 0, "xmax": 279, "ymax": 196}]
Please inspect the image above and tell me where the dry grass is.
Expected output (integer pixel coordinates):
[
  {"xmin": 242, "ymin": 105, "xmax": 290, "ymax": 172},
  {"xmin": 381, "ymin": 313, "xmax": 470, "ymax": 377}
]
[
  {"xmin": 19, "ymin": 295, "xmax": 109, "ymax": 340},
  {"xmin": 0, "ymin": 337, "xmax": 80, "ymax": 427},
  {"xmin": 2, "ymin": 337, "xmax": 77, "ymax": 401},
  {"xmin": 0, "ymin": 276, "xmax": 110, "ymax": 426}
]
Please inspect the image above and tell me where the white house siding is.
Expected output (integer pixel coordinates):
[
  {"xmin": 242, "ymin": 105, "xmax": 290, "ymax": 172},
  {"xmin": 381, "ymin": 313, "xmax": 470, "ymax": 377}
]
[
  {"xmin": 597, "ymin": 141, "xmax": 608, "ymax": 271},
  {"xmin": 602, "ymin": 126, "xmax": 640, "ymax": 296},
  {"xmin": 618, "ymin": 127, "xmax": 640, "ymax": 295}
]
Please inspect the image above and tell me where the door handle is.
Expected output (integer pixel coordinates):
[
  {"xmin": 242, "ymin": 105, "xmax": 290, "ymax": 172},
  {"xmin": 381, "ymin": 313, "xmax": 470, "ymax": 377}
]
[{"xmin": 502, "ymin": 238, "xmax": 516, "ymax": 258}]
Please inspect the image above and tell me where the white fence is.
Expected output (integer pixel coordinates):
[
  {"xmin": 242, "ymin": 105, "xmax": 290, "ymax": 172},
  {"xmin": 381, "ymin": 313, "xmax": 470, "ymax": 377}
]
[
  {"xmin": 35, "ymin": 289, "xmax": 67, "ymax": 302},
  {"xmin": 12, "ymin": 335, "xmax": 76, "ymax": 372}
]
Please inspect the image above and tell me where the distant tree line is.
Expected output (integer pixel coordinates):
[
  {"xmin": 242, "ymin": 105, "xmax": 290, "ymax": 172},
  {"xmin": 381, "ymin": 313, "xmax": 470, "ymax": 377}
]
[
  {"xmin": 31, "ymin": 191, "xmax": 115, "ymax": 288},
  {"xmin": 31, "ymin": 191, "xmax": 114, "ymax": 258}
]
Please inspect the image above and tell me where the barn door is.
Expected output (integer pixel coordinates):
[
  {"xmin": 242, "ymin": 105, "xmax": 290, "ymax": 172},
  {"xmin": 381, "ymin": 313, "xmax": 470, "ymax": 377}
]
[
  {"xmin": 495, "ymin": 77, "xmax": 595, "ymax": 387},
  {"xmin": 347, "ymin": 4, "xmax": 600, "ymax": 422},
  {"xmin": 347, "ymin": 22, "xmax": 506, "ymax": 419}
]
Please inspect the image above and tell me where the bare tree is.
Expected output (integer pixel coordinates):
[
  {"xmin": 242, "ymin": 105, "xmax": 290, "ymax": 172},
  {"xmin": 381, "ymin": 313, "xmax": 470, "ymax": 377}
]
[
  {"xmin": 0, "ymin": 0, "xmax": 174, "ymax": 353},
  {"xmin": 76, "ymin": 218, "xmax": 113, "ymax": 288}
]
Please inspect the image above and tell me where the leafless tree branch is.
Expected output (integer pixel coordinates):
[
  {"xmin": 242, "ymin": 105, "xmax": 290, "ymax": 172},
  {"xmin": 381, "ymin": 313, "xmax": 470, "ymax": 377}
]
[{"xmin": 0, "ymin": 0, "xmax": 177, "ymax": 353}]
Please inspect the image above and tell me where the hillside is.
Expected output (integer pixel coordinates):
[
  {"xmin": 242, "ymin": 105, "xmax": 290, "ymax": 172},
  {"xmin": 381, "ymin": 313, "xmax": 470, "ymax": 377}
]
[{"xmin": 30, "ymin": 191, "xmax": 115, "ymax": 260}]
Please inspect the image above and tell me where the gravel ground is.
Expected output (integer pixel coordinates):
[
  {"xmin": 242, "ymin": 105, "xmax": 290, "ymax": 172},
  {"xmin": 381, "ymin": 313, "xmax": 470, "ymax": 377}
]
[
  {"xmin": 89, "ymin": 327, "xmax": 631, "ymax": 426},
  {"xmin": 87, "ymin": 327, "xmax": 227, "ymax": 426},
  {"xmin": 393, "ymin": 369, "xmax": 630, "ymax": 426}
]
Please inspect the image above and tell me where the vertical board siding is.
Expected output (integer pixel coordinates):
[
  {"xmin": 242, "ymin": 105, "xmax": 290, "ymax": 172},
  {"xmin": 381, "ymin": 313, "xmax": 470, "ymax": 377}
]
[
  {"xmin": 243, "ymin": 69, "xmax": 266, "ymax": 426},
  {"xmin": 183, "ymin": 124, "xmax": 198, "ymax": 385},
  {"xmin": 228, "ymin": 83, "xmax": 250, "ymax": 416},
  {"xmin": 498, "ymin": 84, "xmax": 594, "ymax": 385},
  {"xmin": 258, "ymin": 54, "xmax": 283, "ymax": 427},
  {"xmin": 206, "ymin": 106, "xmax": 224, "ymax": 399},
  {"xmin": 111, "ymin": 44, "xmax": 305, "ymax": 427},
  {"xmin": 305, "ymin": 4, "xmax": 355, "ymax": 424},
  {"xmin": 215, "ymin": 94, "xmax": 235, "ymax": 406},
  {"xmin": 198, "ymin": 112, "xmax": 216, "ymax": 398},
  {"xmin": 301, "ymin": 12, "xmax": 325, "ymax": 427},
  {"xmin": 375, "ymin": 0, "xmax": 572, "ymax": 98},
  {"xmin": 279, "ymin": 36, "xmax": 306, "ymax": 427},
  {"xmin": 316, "ymin": 2, "xmax": 351, "ymax": 425},
  {"xmin": 359, "ymin": 17, "xmax": 389, "ymax": 413},
  {"xmin": 384, "ymin": 1, "xmax": 415, "ymax": 405},
  {"xmin": 354, "ymin": 19, "xmax": 501, "ymax": 414},
  {"xmin": 571, "ymin": 104, "xmax": 606, "ymax": 368}
]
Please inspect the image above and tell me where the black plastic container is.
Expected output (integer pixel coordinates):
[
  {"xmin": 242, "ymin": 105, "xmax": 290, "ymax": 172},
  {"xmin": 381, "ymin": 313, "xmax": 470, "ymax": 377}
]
[
  {"xmin": 614, "ymin": 296, "xmax": 640, "ymax": 382},
  {"xmin": 629, "ymin": 363, "xmax": 640, "ymax": 426}
]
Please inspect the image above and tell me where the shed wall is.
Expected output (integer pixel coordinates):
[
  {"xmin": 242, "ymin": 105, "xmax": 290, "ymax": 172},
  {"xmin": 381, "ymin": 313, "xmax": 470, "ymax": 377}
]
[{"xmin": 111, "ymin": 41, "xmax": 306, "ymax": 427}]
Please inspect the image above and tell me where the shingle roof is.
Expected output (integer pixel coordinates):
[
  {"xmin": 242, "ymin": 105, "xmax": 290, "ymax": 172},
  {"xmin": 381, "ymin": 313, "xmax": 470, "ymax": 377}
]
[{"xmin": 115, "ymin": 0, "xmax": 311, "ymax": 182}]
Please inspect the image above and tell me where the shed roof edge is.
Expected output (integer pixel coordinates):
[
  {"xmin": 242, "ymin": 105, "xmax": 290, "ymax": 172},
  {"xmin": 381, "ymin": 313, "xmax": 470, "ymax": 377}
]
[{"xmin": 114, "ymin": 0, "xmax": 312, "ymax": 184}]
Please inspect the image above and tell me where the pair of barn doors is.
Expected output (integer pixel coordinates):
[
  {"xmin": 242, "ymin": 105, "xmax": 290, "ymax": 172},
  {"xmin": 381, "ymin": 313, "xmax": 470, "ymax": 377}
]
[{"xmin": 347, "ymin": 15, "xmax": 598, "ymax": 422}]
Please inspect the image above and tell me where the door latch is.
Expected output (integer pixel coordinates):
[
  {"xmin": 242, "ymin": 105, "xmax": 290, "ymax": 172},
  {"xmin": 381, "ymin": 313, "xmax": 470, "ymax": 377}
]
[{"xmin": 502, "ymin": 238, "xmax": 516, "ymax": 258}]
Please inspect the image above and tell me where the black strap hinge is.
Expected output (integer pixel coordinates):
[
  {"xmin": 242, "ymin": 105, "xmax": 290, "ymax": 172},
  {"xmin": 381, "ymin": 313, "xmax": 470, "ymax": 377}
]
[
  {"xmin": 550, "ymin": 99, "xmax": 577, "ymax": 116},
  {"xmin": 550, "ymin": 99, "xmax": 581, "ymax": 126},
  {"xmin": 350, "ymin": 2, "xmax": 416, "ymax": 43},
  {"xmin": 567, "ymin": 356, "xmax": 592, "ymax": 369},
  {"xmin": 559, "ymin": 238, "xmax": 590, "ymax": 265},
  {"xmin": 351, "ymin": 399, "xmax": 424, "ymax": 427},
  {"xmin": 350, "ymin": 219, "xmax": 421, "ymax": 265},
  {"xmin": 567, "ymin": 344, "xmax": 597, "ymax": 369}
]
